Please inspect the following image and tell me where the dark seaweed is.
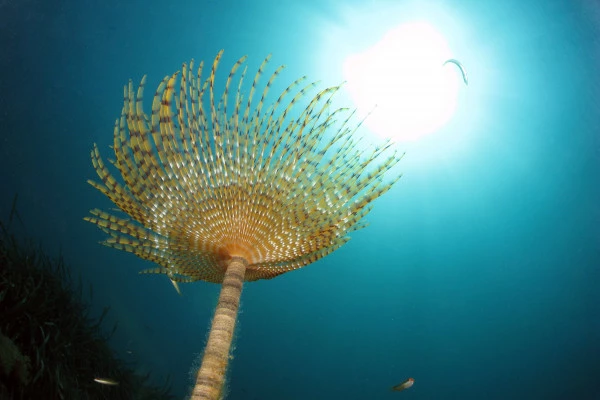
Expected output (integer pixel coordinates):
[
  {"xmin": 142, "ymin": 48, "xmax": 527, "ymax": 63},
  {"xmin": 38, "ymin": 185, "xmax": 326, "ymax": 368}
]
[{"xmin": 0, "ymin": 196, "xmax": 175, "ymax": 400}]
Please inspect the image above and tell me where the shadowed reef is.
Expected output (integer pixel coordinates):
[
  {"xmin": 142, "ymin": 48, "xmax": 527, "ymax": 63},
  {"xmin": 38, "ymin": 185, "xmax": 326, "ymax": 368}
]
[{"xmin": 0, "ymin": 204, "xmax": 175, "ymax": 399}]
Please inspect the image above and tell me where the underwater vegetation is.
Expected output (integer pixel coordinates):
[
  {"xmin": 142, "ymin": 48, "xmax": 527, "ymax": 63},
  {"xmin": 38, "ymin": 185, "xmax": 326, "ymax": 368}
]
[
  {"xmin": 86, "ymin": 50, "xmax": 402, "ymax": 399},
  {"xmin": 0, "ymin": 205, "xmax": 175, "ymax": 400}
]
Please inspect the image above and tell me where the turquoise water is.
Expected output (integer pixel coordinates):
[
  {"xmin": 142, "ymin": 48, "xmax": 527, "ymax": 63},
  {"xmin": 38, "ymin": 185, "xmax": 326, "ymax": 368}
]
[{"xmin": 1, "ymin": 0, "xmax": 599, "ymax": 398}]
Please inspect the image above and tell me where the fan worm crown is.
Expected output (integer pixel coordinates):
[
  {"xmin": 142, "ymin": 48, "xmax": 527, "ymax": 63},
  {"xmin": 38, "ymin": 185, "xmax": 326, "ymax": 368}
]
[{"xmin": 85, "ymin": 50, "xmax": 402, "ymax": 283}]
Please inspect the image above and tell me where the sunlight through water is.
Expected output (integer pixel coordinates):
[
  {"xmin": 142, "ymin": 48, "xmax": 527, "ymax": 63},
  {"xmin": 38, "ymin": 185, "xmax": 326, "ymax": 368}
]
[{"xmin": 343, "ymin": 22, "xmax": 463, "ymax": 142}]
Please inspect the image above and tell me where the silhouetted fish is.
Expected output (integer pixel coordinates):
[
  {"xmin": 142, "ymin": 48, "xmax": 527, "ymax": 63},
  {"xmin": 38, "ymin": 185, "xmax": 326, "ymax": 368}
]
[{"xmin": 443, "ymin": 59, "xmax": 468, "ymax": 85}]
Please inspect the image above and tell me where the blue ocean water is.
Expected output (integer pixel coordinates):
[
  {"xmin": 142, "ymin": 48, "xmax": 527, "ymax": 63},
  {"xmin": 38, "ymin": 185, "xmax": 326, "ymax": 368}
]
[{"xmin": 1, "ymin": 0, "xmax": 599, "ymax": 399}]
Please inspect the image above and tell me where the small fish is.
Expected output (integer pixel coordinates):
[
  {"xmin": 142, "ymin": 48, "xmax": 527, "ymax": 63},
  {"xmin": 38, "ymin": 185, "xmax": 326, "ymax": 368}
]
[
  {"xmin": 443, "ymin": 59, "xmax": 468, "ymax": 86},
  {"xmin": 391, "ymin": 377, "xmax": 414, "ymax": 392},
  {"xmin": 94, "ymin": 377, "xmax": 119, "ymax": 386}
]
